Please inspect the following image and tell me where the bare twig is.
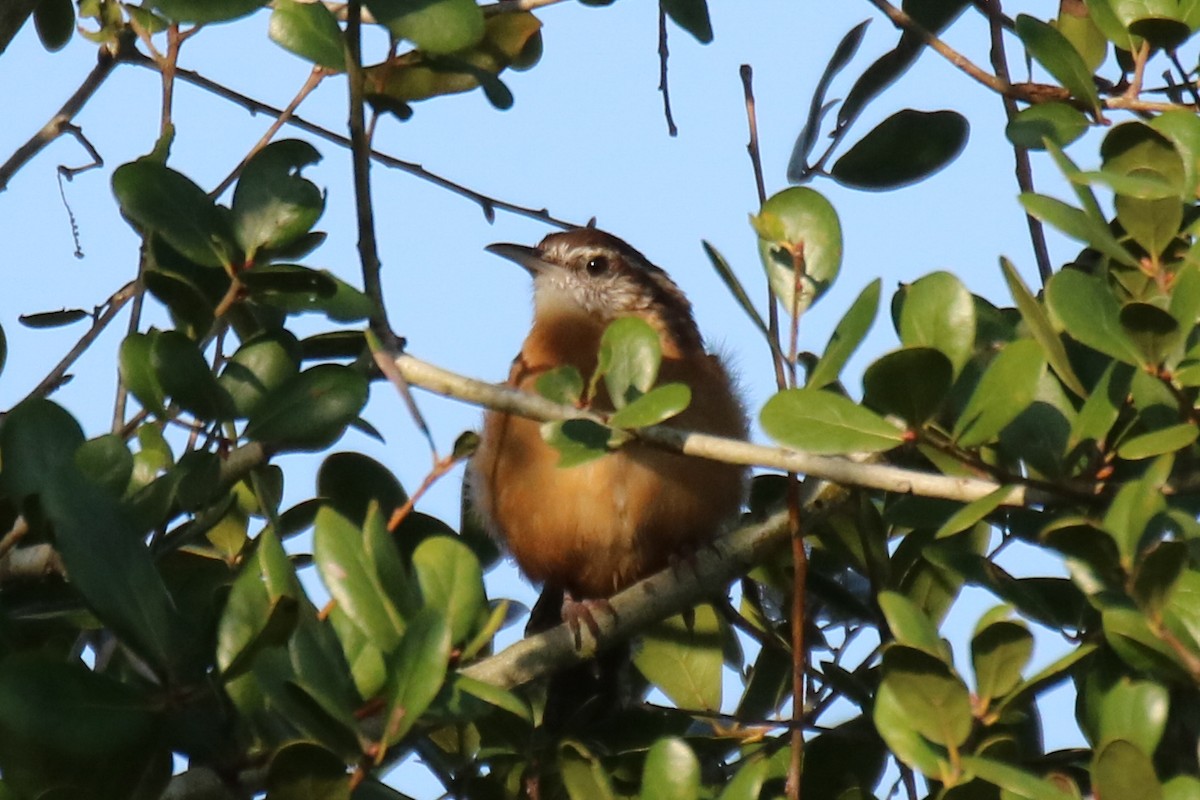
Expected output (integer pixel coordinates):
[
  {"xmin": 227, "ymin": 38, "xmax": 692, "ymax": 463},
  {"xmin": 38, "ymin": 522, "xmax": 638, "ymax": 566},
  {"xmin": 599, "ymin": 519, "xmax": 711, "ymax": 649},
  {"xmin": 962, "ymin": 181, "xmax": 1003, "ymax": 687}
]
[
  {"xmin": 211, "ymin": 67, "xmax": 326, "ymax": 199},
  {"xmin": 1166, "ymin": 49, "xmax": 1200, "ymax": 108},
  {"xmin": 739, "ymin": 65, "xmax": 789, "ymax": 390},
  {"xmin": 984, "ymin": 0, "xmax": 1052, "ymax": 286},
  {"xmin": 390, "ymin": 352, "xmax": 1062, "ymax": 506},
  {"xmin": 126, "ymin": 52, "xmax": 578, "ymax": 228},
  {"xmin": 0, "ymin": 47, "xmax": 118, "ymax": 192},
  {"xmin": 657, "ymin": 4, "xmax": 678, "ymax": 137},
  {"xmin": 21, "ymin": 281, "xmax": 138, "ymax": 404}
]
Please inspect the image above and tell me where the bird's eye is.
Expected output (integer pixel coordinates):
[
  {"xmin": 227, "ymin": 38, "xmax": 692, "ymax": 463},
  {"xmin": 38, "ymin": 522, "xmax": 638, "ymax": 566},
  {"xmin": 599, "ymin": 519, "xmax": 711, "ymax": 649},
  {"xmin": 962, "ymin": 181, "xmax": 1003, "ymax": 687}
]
[{"xmin": 585, "ymin": 255, "xmax": 609, "ymax": 276}]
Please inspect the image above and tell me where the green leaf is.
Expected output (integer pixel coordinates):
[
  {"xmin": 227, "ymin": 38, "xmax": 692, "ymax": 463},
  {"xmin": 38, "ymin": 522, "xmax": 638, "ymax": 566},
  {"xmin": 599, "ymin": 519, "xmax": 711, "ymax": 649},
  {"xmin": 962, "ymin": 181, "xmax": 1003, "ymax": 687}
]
[
  {"xmin": 112, "ymin": 160, "xmax": 235, "ymax": 268},
  {"xmin": 1099, "ymin": 677, "xmax": 1168, "ymax": 755},
  {"xmin": 831, "ymin": 109, "xmax": 969, "ymax": 190},
  {"xmin": 317, "ymin": 451, "xmax": 408, "ymax": 525},
  {"xmin": 382, "ymin": 608, "xmax": 451, "ymax": 745},
  {"xmin": 1015, "ymin": 14, "xmax": 1102, "ymax": 115},
  {"xmin": 366, "ymin": 0, "xmax": 485, "ymax": 54},
  {"xmin": 18, "ymin": 308, "xmax": 88, "ymax": 328},
  {"xmin": 75, "ymin": 434, "xmax": 134, "ymax": 496},
  {"xmin": 1151, "ymin": 110, "xmax": 1200, "ymax": 199},
  {"xmin": 807, "ymin": 278, "xmax": 881, "ymax": 390},
  {"xmin": 314, "ymin": 506, "xmax": 405, "ymax": 651},
  {"xmin": 559, "ymin": 741, "xmax": 617, "ymax": 800},
  {"xmin": 1005, "ymin": 102, "xmax": 1090, "ymax": 150},
  {"xmin": 535, "ymin": 365, "xmax": 583, "ymax": 405},
  {"xmin": 862, "ymin": 347, "xmax": 952, "ymax": 426},
  {"xmin": 217, "ymin": 527, "xmax": 302, "ymax": 677},
  {"xmin": 878, "ymin": 590, "xmax": 949, "ymax": 660},
  {"xmin": 217, "ymin": 330, "xmax": 301, "ymax": 418},
  {"xmin": 788, "ymin": 19, "xmax": 871, "ymax": 181},
  {"xmin": 609, "ymin": 383, "xmax": 691, "ymax": 428},
  {"xmin": 898, "ymin": 271, "xmax": 975, "ymax": 376},
  {"xmin": 873, "ymin": 679, "xmax": 947, "ymax": 780},
  {"xmin": 1118, "ymin": 196, "xmax": 1183, "ymax": 259},
  {"xmin": 934, "ymin": 485, "xmax": 1014, "ymax": 539},
  {"xmin": 760, "ymin": 387, "xmax": 905, "ymax": 455},
  {"xmin": 661, "ymin": 0, "xmax": 712, "ymax": 43},
  {"xmin": 541, "ymin": 418, "xmax": 615, "ymax": 467},
  {"xmin": 0, "ymin": 398, "xmax": 85, "ymax": 500},
  {"xmin": 151, "ymin": 330, "xmax": 232, "ymax": 421},
  {"xmin": 640, "ymin": 737, "xmax": 701, "ymax": 800},
  {"xmin": 1000, "ymin": 259, "xmax": 1087, "ymax": 397},
  {"xmin": 881, "ymin": 646, "xmax": 973, "ymax": 748},
  {"xmin": 1134, "ymin": 540, "xmax": 1188, "ymax": 617},
  {"xmin": 246, "ymin": 264, "xmax": 374, "ymax": 322},
  {"xmin": 953, "ymin": 339, "xmax": 1046, "ymax": 447},
  {"xmin": 598, "ymin": 316, "xmax": 662, "ymax": 407},
  {"xmin": 1093, "ymin": 740, "xmax": 1163, "ymax": 800},
  {"xmin": 34, "ymin": 0, "xmax": 74, "ymax": 51},
  {"xmin": 1045, "ymin": 269, "xmax": 1143, "ymax": 365},
  {"xmin": 633, "ymin": 605, "xmax": 723, "ymax": 710},
  {"xmin": 960, "ymin": 755, "xmax": 1074, "ymax": 800},
  {"xmin": 245, "ymin": 364, "xmax": 369, "ymax": 451},
  {"xmin": 715, "ymin": 758, "xmax": 768, "ymax": 800},
  {"xmin": 971, "ymin": 618, "xmax": 1033, "ymax": 701},
  {"xmin": 1103, "ymin": 454, "xmax": 1170, "ymax": 564},
  {"xmin": 411, "ymin": 536, "xmax": 486, "ymax": 644},
  {"xmin": 1019, "ymin": 193, "xmax": 1137, "ymax": 268},
  {"xmin": 1116, "ymin": 423, "xmax": 1198, "ymax": 459},
  {"xmin": 702, "ymin": 241, "xmax": 770, "ymax": 340},
  {"xmin": 149, "ymin": 0, "xmax": 266, "ymax": 23},
  {"xmin": 232, "ymin": 140, "xmax": 325, "ymax": 259},
  {"xmin": 265, "ymin": 742, "xmax": 351, "ymax": 800},
  {"xmin": 269, "ymin": 0, "xmax": 345, "ymax": 71},
  {"xmin": 753, "ymin": 187, "xmax": 843, "ymax": 315}
]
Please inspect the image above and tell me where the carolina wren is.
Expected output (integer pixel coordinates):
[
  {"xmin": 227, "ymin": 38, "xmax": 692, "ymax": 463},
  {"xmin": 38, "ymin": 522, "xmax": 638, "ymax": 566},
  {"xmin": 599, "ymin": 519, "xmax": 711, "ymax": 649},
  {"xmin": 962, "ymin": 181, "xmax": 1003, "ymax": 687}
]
[{"xmin": 469, "ymin": 228, "xmax": 748, "ymax": 608}]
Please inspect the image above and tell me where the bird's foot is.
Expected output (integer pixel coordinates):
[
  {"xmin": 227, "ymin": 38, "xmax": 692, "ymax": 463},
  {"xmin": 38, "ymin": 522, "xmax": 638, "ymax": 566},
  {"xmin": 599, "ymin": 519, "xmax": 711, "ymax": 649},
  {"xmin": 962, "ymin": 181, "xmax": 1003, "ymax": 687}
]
[{"xmin": 562, "ymin": 594, "xmax": 617, "ymax": 649}]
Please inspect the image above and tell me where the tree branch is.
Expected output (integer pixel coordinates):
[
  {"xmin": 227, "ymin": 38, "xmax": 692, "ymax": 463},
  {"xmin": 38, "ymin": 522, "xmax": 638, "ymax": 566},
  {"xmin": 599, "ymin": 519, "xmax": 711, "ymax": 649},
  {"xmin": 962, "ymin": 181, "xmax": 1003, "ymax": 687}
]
[
  {"xmin": 0, "ymin": 45, "xmax": 118, "ymax": 192},
  {"xmin": 126, "ymin": 51, "xmax": 578, "ymax": 228},
  {"xmin": 390, "ymin": 352, "xmax": 1061, "ymax": 506}
]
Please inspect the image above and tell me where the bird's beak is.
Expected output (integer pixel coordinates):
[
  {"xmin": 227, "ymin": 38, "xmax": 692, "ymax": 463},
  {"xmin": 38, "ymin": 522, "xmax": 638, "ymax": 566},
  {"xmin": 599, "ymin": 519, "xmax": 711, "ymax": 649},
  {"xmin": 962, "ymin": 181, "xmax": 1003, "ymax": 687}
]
[{"xmin": 485, "ymin": 242, "xmax": 551, "ymax": 276}]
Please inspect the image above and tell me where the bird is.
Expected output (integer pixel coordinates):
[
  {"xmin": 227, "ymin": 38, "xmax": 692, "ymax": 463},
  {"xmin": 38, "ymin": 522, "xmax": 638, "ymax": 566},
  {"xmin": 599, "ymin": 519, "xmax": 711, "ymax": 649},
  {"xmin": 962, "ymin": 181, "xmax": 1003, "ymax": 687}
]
[{"xmin": 469, "ymin": 227, "xmax": 748, "ymax": 635}]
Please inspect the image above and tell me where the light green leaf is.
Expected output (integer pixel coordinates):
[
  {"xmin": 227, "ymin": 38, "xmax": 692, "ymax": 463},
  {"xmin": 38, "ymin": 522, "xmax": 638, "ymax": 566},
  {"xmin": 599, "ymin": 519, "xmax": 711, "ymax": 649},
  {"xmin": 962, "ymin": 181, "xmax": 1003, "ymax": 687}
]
[{"xmin": 760, "ymin": 388, "xmax": 905, "ymax": 455}]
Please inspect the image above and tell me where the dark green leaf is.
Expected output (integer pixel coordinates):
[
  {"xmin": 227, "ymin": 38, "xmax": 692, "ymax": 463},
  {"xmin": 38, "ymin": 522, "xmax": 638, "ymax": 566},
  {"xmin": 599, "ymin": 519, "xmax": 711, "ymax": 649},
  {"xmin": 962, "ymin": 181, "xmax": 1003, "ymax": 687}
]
[
  {"xmin": 862, "ymin": 347, "xmax": 952, "ymax": 426},
  {"xmin": 831, "ymin": 110, "xmax": 969, "ymax": 190},
  {"xmin": 788, "ymin": 19, "xmax": 870, "ymax": 180},
  {"xmin": 882, "ymin": 645, "xmax": 973, "ymax": 747},
  {"xmin": 245, "ymin": 364, "xmax": 369, "ymax": 451},
  {"xmin": 34, "ymin": 0, "xmax": 74, "ymax": 50},
  {"xmin": 0, "ymin": 399, "xmax": 85, "ymax": 500},
  {"xmin": 382, "ymin": 608, "xmax": 451, "ymax": 745},
  {"xmin": 365, "ymin": 0, "xmax": 485, "ymax": 54},
  {"xmin": 218, "ymin": 330, "xmax": 301, "ymax": 418},
  {"xmin": 540, "ymin": 418, "xmax": 614, "ymax": 467},
  {"xmin": 151, "ymin": 330, "xmax": 232, "ymax": 420},
  {"xmin": 1093, "ymin": 740, "xmax": 1162, "ymax": 800},
  {"xmin": 217, "ymin": 528, "xmax": 301, "ymax": 677},
  {"xmin": 760, "ymin": 387, "xmax": 906, "ymax": 454},
  {"xmin": 971, "ymin": 618, "xmax": 1033, "ymax": 700},
  {"xmin": 75, "ymin": 434, "xmax": 134, "ymax": 496},
  {"xmin": 1045, "ymin": 269, "xmax": 1143, "ymax": 365},
  {"xmin": 18, "ymin": 308, "xmax": 88, "ymax": 328},
  {"xmin": 268, "ymin": 0, "xmax": 345, "ymax": 71},
  {"xmin": 1005, "ymin": 102, "xmax": 1090, "ymax": 150},
  {"xmin": 661, "ymin": 0, "xmax": 712, "ymax": 43},
  {"xmin": 1015, "ymin": 14, "xmax": 1102, "ymax": 114},
  {"xmin": 265, "ymin": 742, "xmax": 351, "ymax": 800},
  {"xmin": 808, "ymin": 278, "xmax": 881, "ymax": 390},
  {"xmin": 317, "ymin": 451, "xmax": 408, "ymax": 525},
  {"xmin": 232, "ymin": 140, "xmax": 325, "ymax": 258},
  {"xmin": 702, "ymin": 241, "xmax": 769, "ymax": 340},
  {"xmin": 112, "ymin": 160, "xmax": 235, "ymax": 268},
  {"xmin": 149, "ymin": 0, "xmax": 267, "ymax": 23},
  {"xmin": 245, "ymin": 264, "xmax": 374, "ymax": 322}
]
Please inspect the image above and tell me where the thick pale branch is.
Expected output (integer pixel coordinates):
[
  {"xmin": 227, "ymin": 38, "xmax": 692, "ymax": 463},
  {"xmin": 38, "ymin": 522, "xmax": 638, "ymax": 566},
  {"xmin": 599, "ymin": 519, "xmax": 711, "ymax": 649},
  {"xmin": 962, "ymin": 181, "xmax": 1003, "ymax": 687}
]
[
  {"xmin": 392, "ymin": 353, "xmax": 1049, "ymax": 506},
  {"xmin": 463, "ymin": 507, "xmax": 793, "ymax": 687}
]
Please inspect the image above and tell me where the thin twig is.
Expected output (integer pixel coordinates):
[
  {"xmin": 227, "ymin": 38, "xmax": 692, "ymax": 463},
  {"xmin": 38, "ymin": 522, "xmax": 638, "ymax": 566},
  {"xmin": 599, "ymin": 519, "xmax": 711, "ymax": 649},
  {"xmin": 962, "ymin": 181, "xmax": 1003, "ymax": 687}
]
[
  {"xmin": 1167, "ymin": 49, "xmax": 1200, "ymax": 108},
  {"xmin": 161, "ymin": 24, "xmax": 181, "ymax": 132},
  {"xmin": 386, "ymin": 450, "xmax": 468, "ymax": 531},
  {"xmin": 657, "ymin": 4, "xmax": 678, "ymax": 137},
  {"xmin": 126, "ymin": 52, "xmax": 578, "ymax": 229},
  {"xmin": 21, "ymin": 281, "xmax": 138, "ymax": 404},
  {"xmin": 390, "ymin": 352, "xmax": 1066, "ymax": 507},
  {"xmin": 984, "ymin": 0, "xmax": 1052, "ymax": 286},
  {"xmin": 211, "ymin": 67, "xmax": 326, "ymax": 199},
  {"xmin": 0, "ymin": 46, "xmax": 118, "ymax": 192},
  {"xmin": 865, "ymin": 0, "xmax": 1011, "ymax": 94},
  {"xmin": 739, "ymin": 65, "xmax": 789, "ymax": 390}
]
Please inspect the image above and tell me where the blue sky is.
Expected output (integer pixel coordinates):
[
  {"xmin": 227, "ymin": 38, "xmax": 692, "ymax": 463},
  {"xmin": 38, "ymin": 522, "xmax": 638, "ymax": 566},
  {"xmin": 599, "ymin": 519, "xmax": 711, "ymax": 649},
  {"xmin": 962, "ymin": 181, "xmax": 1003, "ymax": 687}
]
[{"xmin": 0, "ymin": 1, "xmax": 1090, "ymax": 794}]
